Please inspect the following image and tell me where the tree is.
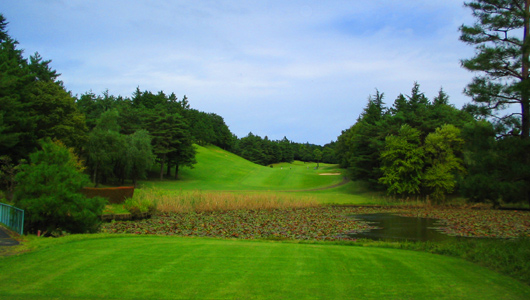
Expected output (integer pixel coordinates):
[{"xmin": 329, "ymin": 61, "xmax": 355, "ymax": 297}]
[
  {"xmin": 14, "ymin": 140, "xmax": 106, "ymax": 234},
  {"xmin": 86, "ymin": 110, "xmax": 124, "ymax": 186},
  {"xmin": 346, "ymin": 90, "xmax": 388, "ymax": 185},
  {"xmin": 28, "ymin": 80, "xmax": 88, "ymax": 150},
  {"xmin": 0, "ymin": 155, "xmax": 18, "ymax": 202},
  {"xmin": 313, "ymin": 149, "xmax": 323, "ymax": 169},
  {"xmin": 0, "ymin": 14, "xmax": 37, "ymax": 161},
  {"xmin": 460, "ymin": 0, "xmax": 530, "ymax": 138},
  {"xmin": 145, "ymin": 109, "xmax": 195, "ymax": 180},
  {"xmin": 422, "ymin": 124, "xmax": 466, "ymax": 201},
  {"xmin": 460, "ymin": 120, "xmax": 530, "ymax": 206},
  {"xmin": 0, "ymin": 14, "xmax": 87, "ymax": 161},
  {"xmin": 125, "ymin": 130, "xmax": 155, "ymax": 187},
  {"xmin": 379, "ymin": 125, "xmax": 424, "ymax": 196}
]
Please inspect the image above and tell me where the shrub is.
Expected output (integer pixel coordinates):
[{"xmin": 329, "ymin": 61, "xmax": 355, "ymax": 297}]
[
  {"xmin": 123, "ymin": 196, "xmax": 157, "ymax": 219},
  {"xmin": 15, "ymin": 140, "xmax": 107, "ymax": 234}
]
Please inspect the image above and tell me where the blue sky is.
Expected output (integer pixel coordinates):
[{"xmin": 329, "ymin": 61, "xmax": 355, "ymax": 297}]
[{"xmin": 2, "ymin": 0, "xmax": 475, "ymax": 145}]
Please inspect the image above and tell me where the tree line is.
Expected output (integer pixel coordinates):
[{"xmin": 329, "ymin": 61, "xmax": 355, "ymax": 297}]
[
  {"xmin": 231, "ymin": 133, "xmax": 336, "ymax": 167},
  {"xmin": 336, "ymin": 0, "xmax": 530, "ymax": 206}
]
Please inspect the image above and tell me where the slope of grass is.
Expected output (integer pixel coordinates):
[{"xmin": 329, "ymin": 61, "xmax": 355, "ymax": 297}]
[
  {"xmin": 143, "ymin": 145, "xmax": 344, "ymax": 192},
  {"xmin": 1, "ymin": 235, "xmax": 529, "ymax": 300}
]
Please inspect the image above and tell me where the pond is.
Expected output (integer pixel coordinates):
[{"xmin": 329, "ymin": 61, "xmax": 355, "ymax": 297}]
[{"xmin": 348, "ymin": 213, "xmax": 454, "ymax": 242}]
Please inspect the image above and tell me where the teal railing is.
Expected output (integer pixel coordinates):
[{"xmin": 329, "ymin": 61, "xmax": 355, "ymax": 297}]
[{"xmin": 0, "ymin": 203, "xmax": 24, "ymax": 235}]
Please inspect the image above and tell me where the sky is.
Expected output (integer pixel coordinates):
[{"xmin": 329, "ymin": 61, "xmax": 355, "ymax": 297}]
[{"xmin": 1, "ymin": 0, "xmax": 476, "ymax": 145}]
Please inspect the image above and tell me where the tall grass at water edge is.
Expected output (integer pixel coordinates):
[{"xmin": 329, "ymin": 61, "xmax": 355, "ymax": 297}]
[{"xmin": 133, "ymin": 188, "xmax": 319, "ymax": 213}]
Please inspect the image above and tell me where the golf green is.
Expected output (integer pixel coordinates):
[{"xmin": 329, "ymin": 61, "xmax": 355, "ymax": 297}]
[{"xmin": 1, "ymin": 235, "xmax": 528, "ymax": 299}]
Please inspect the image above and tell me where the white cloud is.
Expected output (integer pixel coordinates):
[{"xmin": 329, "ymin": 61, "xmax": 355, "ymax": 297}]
[{"xmin": 2, "ymin": 0, "xmax": 477, "ymax": 145}]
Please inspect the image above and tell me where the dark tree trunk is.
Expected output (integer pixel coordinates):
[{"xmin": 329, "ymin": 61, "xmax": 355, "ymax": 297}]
[
  {"xmin": 175, "ymin": 164, "xmax": 179, "ymax": 180},
  {"xmin": 93, "ymin": 164, "xmax": 99, "ymax": 187},
  {"xmin": 166, "ymin": 158, "xmax": 172, "ymax": 176},
  {"xmin": 522, "ymin": 0, "xmax": 530, "ymax": 139},
  {"xmin": 159, "ymin": 155, "xmax": 165, "ymax": 180}
]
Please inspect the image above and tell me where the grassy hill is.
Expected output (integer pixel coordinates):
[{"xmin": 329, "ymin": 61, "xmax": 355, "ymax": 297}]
[
  {"xmin": 141, "ymin": 145, "xmax": 384, "ymax": 204},
  {"xmin": 145, "ymin": 145, "xmax": 344, "ymax": 191}
]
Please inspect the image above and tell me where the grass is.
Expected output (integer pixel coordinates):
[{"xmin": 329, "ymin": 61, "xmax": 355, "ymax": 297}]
[
  {"xmin": 135, "ymin": 188, "xmax": 318, "ymax": 213},
  {"xmin": 142, "ymin": 145, "xmax": 345, "ymax": 192},
  {"xmin": 102, "ymin": 204, "xmax": 129, "ymax": 215},
  {"xmin": 1, "ymin": 235, "xmax": 529, "ymax": 300},
  {"xmin": 2, "ymin": 145, "xmax": 529, "ymax": 298}
]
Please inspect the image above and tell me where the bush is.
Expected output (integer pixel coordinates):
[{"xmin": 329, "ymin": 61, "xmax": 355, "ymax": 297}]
[
  {"xmin": 14, "ymin": 140, "xmax": 107, "ymax": 234},
  {"xmin": 123, "ymin": 196, "xmax": 156, "ymax": 219}
]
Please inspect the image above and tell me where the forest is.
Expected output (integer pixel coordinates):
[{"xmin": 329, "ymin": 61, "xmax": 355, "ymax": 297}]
[{"xmin": 0, "ymin": 12, "xmax": 334, "ymax": 200}]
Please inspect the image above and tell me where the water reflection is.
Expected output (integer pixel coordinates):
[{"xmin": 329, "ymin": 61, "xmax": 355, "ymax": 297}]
[{"xmin": 349, "ymin": 213, "xmax": 452, "ymax": 242}]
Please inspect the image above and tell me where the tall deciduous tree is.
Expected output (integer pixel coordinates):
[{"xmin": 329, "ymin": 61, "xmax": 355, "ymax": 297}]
[
  {"xmin": 86, "ymin": 110, "xmax": 124, "ymax": 186},
  {"xmin": 379, "ymin": 125, "xmax": 425, "ymax": 196},
  {"xmin": 460, "ymin": 0, "xmax": 530, "ymax": 138},
  {"xmin": 423, "ymin": 124, "xmax": 466, "ymax": 201},
  {"xmin": 125, "ymin": 130, "xmax": 155, "ymax": 186}
]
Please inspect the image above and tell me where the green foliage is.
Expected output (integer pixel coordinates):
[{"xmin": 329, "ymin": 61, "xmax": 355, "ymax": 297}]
[
  {"xmin": 145, "ymin": 108, "xmax": 196, "ymax": 179},
  {"xmin": 342, "ymin": 91, "xmax": 387, "ymax": 185},
  {"xmin": 125, "ymin": 130, "xmax": 155, "ymax": 186},
  {"xmin": 379, "ymin": 125, "xmax": 424, "ymax": 196},
  {"xmin": 14, "ymin": 140, "xmax": 106, "ymax": 234},
  {"xmin": 0, "ymin": 14, "xmax": 88, "ymax": 162},
  {"xmin": 460, "ymin": 0, "xmax": 530, "ymax": 138},
  {"xmin": 123, "ymin": 196, "xmax": 157, "ymax": 218},
  {"xmin": 313, "ymin": 148, "xmax": 322, "ymax": 165},
  {"xmin": 86, "ymin": 110, "xmax": 124, "ymax": 186},
  {"xmin": 460, "ymin": 120, "xmax": 530, "ymax": 205},
  {"xmin": 423, "ymin": 124, "xmax": 466, "ymax": 201},
  {"xmin": 337, "ymin": 84, "xmax": 474, "ymax": 201},
  {"xmin": 0, "ymin": 155, "xmax": 19, "ymax": 202}
]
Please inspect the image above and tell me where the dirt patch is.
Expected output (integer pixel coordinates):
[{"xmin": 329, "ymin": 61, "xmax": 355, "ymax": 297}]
[{"xmin": 319, "ymin": 173, "xmax": 341, "ymax": 175}]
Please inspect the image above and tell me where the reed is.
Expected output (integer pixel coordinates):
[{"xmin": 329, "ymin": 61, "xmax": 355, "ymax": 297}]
[{"xmin": 134, "ymin": 188, "xmax": 318, "ymax": 213}]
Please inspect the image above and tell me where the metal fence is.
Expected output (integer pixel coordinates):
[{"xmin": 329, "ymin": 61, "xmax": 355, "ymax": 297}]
[{"xmin": 0, "ymin": 202, "xmax": 24, "ymax": 235}]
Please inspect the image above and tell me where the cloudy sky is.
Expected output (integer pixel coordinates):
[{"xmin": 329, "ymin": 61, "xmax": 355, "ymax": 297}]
[{"xmin": 2, "ymin": 0, "xmax": 475, "ymax": 145}]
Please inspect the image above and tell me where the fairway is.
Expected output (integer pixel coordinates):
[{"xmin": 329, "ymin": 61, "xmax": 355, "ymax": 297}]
[
  {"xmin": 141, "ymin": 145, "xmax": 383, "ymax": 205},
  {"xmin": 1, "ymin": 236, "xmax": 529, "ymax": 299},
  {"xmin": 144, "ymin": 145, "xmax": 345, "ymax": 191}
]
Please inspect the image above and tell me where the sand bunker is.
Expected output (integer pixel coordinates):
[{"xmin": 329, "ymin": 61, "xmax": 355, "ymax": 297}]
[{"xmin": 319, "ymin": 173, "xmax": 341, "ymax": 176}]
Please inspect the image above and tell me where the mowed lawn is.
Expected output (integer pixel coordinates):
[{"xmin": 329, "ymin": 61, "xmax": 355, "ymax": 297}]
[
  {"xmin": 1, "ymin": 235, "xmax": 529, "ymax": 300},
  {"xmin": 141, "ymin": 145, "xmax": 382, "ymax": 205},
  {"xmin": 144, "ymin": 145, "xmax": 345, "ymax": 191}
]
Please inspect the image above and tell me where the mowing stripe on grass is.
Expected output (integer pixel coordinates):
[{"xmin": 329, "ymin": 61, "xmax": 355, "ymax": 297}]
[{"xmin": 0, "ymin": 236, "xmax": 528, "ymax": 299}]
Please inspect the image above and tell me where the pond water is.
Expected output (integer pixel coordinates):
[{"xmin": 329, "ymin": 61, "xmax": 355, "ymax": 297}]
[{"xmin": 348, "ymin": 213, "xmax": 453, "ymax": 242}]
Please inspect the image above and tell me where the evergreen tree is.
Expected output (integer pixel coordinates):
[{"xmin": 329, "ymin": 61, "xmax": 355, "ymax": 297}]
[
  {"xmin": 0, "ymin": 14, "xmax": 37, "ymax": 161},
  {"xmin": 460, "ymin": 0, "xmax": 530, "ymax": 138},
  {"xmin": 145, "ymin": 109, "xmax": 195, "ymax": 180},
  {"xmin": 15, "ymin": 140, "xmax": 106, "ymax": 234},
  {"xmin": 341, "ymin": 90, "xmax": 387, "ymax": 186},
  {"xmin": 0, "ymin": 14, "xmax": 87, "ymax": 160}
]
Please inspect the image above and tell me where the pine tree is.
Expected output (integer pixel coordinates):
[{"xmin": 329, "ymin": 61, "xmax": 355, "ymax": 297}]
[{"xmin": 460, "ymin": 0, "xmax": 530, "ymax": 138}]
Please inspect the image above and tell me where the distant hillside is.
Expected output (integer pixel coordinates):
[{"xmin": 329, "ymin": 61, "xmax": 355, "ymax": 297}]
[{"xmin": 147, "ymin": 145, "xmax": 343, "ymax": 191}]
